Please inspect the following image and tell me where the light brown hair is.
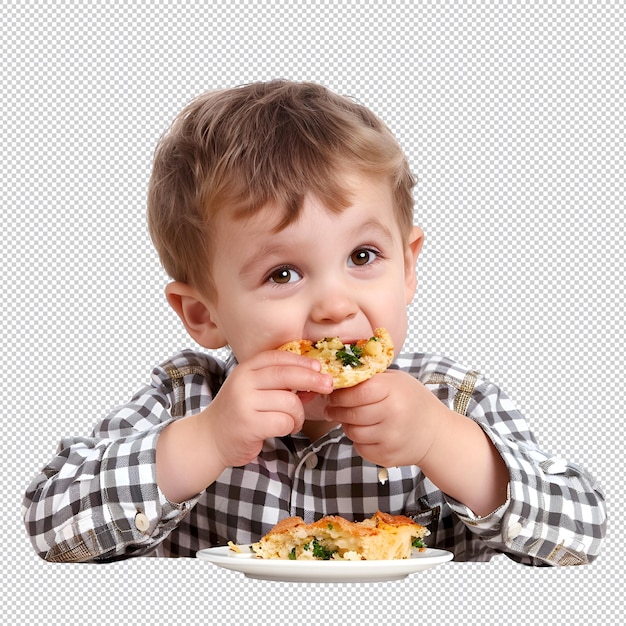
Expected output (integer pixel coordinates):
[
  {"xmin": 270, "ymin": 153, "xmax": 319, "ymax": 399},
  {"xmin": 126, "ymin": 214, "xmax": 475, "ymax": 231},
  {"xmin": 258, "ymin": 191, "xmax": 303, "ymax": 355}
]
[{"xmin": 147, "ymin": 80, "xmax": 415, "ymax": 297}]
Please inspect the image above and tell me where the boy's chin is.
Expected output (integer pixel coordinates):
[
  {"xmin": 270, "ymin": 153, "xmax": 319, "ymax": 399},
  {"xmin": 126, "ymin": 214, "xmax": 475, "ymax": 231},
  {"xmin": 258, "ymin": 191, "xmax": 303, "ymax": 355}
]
[
  {"xmin": 298, "ymin": 392, "xmax": 332, "ymax": 421},
  {"xmin": 297, "ymin": 391, "xmax": 320, "ymax": 405}
]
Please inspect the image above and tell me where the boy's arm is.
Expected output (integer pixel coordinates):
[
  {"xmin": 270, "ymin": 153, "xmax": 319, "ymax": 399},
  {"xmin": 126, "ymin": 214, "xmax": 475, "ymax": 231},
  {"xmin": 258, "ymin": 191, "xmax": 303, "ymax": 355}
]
[
  {"xmin": 424, "ymin": 363, "xmax": 607, "ymax": 565},
  {"xmin": 155, "ymin": 350, "xmax": 332, "ymax": 504},
  {"xmin": 21, "ymin": 351, "xmax": 217, "ymax": 562},
  {"xmin": 414, "ymin": 400, "xmax": 510, "ymax": 517},
  {"xmin": 330, "ymin": 354, "xmax": 607, "ymax": 565},
  {"xmin": 22, "ymin": 349, "xmax": 331, "ymax": 562}
]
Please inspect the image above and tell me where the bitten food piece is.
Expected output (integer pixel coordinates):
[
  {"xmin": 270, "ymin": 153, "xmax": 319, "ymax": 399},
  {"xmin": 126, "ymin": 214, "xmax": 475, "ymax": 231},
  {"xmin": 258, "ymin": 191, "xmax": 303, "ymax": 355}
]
[
  {"xmin": 278, "ymin": 327, "xmax": 394, "ymax": 389},
  {"xmin": 249, "ymin": 511, "xmax": 429, "ymax": 561}
]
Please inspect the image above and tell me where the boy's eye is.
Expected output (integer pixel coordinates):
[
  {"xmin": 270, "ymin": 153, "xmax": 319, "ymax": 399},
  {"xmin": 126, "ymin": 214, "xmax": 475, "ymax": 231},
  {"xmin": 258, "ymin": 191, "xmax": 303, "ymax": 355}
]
[
  {"xmin": 349, "ymin": 248, "xmax": 377, "ymax": 267},
  {"xmin": 268, "ymin": 266, "xmax": 302, "ymax": 284}
]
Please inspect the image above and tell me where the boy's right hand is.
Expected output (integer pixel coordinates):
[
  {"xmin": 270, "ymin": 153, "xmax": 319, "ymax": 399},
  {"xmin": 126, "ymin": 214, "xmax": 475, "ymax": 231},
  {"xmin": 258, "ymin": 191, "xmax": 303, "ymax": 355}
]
[{"xmin": 203, "ymin": 350, "xmax": 334, "ymax": 469}]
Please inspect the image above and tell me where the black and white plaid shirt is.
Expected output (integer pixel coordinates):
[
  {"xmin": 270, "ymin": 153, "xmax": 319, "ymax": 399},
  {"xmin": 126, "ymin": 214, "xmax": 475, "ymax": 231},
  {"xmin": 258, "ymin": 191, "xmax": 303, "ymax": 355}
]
[{"xmin": 23, "ymin": 350, "xmax": 606, "ymax": 566}]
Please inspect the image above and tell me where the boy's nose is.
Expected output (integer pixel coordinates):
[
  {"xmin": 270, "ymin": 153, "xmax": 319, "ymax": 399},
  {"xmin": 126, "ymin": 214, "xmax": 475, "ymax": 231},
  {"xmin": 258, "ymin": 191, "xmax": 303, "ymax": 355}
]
[{"xmin": 309, "ymin": 286, "xmax": 359, "ymax": 324}]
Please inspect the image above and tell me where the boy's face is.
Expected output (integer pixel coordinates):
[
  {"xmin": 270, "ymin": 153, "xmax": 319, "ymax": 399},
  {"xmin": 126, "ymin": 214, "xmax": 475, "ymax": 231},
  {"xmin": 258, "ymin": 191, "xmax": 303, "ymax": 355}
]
[{"xmin": 202, "ymin": 172, "xmax": 423, "ymax": 363}]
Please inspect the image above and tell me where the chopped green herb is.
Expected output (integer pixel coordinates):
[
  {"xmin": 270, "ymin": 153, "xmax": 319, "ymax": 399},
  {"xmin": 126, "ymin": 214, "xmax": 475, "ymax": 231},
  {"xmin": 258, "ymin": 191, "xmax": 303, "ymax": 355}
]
[
  {"xmin": 327, "ymin": 523, "xmax": 334, "ymax": 530},
  {"xmin": 288, "ymin": 547, "xmax": 297, "ymax": 560},
  {"xmin": 336, "ymin": 344, "xmax": 363, "ymax": 367},
  {"xmin": 412, "ymin": 537, "xmax": 426, "ymax": 549},
  {"xmin": 311, "ymin": 538, "xmax": 337, "ymax": 560}
]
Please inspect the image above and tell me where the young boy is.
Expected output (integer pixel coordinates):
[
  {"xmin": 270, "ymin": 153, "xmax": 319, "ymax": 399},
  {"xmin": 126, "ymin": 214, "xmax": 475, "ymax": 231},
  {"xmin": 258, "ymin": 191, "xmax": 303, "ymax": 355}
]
[{"xmin": 23, "ymin": 80, "xmax": 606, "ymax": 565}]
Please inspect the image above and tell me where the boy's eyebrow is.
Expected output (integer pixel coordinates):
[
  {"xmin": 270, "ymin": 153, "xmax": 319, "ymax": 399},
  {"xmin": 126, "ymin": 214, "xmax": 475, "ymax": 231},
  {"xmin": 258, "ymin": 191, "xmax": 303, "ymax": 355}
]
[
  {"xmin": 237, "ymin": 218, "xmax": 396, "ymax": 279},
  {"xmin": 238, "ymin": 242, "xmax": 292, "ymax": 279},
  {"xmin": 355, "ymin": 218, "xmax": 395, "ymax": 245}
]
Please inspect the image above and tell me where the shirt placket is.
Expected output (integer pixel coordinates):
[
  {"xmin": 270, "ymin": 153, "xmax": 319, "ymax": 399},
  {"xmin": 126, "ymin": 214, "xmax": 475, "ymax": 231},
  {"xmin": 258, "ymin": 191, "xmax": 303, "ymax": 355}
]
[{"xmin": 289, "ymin": 431, "xmax": 343, "ymax": 522}]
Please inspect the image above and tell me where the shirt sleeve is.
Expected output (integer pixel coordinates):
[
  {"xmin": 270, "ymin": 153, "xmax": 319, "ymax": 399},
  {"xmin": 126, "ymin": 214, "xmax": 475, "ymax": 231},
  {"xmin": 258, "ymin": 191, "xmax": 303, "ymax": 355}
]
[
  {"xmin": 431, "ymin": 370, "xmax": 607, "ymax": 566},
  {"xmin": 22, "ymin": 351, "xmax": 221, "ymax": 562}
]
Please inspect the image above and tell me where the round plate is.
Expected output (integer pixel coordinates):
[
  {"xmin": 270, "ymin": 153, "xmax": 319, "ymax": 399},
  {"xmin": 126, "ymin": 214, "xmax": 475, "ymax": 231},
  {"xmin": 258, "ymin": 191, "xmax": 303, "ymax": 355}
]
[{"xmin": 196, "ymin": 547, "xmax": 453, "ymax": 582}]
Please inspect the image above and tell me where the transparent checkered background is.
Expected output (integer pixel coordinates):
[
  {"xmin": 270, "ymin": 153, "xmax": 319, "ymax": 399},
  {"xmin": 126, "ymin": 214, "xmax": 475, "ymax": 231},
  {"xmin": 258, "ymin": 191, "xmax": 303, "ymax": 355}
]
[{"xmin": 2, "ymin": 2, "xmax": 623, "ymax": 625}]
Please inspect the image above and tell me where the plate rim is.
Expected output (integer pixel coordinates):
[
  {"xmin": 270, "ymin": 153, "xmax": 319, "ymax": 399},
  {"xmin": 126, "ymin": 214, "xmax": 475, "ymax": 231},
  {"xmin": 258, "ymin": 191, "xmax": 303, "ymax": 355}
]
[{"xmin": 196, "ymin": 546, "xmax": 454, "ymax": 582}]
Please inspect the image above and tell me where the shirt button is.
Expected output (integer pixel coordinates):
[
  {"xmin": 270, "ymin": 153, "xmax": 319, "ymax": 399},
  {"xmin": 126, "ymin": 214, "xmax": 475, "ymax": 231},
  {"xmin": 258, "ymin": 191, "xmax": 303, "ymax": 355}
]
[
  {"xmin": 506, "ymin": 521, "xmax": 523, "ymax": 541},
  {"xmin": 134, "ymin": 512, "xmax": 150, "ymax": 533},
  {"xmin": 544, "ymin": 458, "xmax": 569, "ymax": 474},
  {"xmin": 305, "ymin": 454, "xmax": 319, "ymax": 470}
]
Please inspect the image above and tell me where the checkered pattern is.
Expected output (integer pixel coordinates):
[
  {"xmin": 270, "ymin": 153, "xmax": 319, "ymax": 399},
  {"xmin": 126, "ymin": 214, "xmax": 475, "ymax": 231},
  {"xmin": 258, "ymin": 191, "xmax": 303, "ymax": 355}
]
[
  {"xmin": 23, "ymin": 349, "xmax": 605, "ymax": 566},
  {"xmin": 3, "ymin": 2, "xmax": 624, "ymax": 626}
]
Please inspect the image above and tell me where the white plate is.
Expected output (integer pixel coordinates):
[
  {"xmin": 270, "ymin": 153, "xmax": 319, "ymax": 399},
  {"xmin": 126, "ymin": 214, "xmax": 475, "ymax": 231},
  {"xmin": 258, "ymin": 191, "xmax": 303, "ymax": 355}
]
[{"xmin": 196, "ymin": 547, "xmax": 453, "ymax": 582}]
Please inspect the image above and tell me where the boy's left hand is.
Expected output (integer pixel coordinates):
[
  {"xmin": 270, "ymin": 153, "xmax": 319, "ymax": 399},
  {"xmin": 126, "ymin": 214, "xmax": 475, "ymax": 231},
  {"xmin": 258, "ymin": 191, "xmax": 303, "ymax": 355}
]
[{"xmin": 325, "ymin": 370, "xmax": 444, "ymax": 468}]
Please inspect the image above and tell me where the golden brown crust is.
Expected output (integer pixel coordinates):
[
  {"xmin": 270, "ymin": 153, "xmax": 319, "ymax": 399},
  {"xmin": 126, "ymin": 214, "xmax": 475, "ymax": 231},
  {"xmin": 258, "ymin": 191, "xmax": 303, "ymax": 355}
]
[
  {"xmin": 248, "ymin": 510, "xmax": 429, "ymax": 560},
  {"xmin": 277, "ymin": 327, "xmax": 394, "ymax": 389},
  {"xmin": 308, "ymin": 514, "xmax": 379, "ymax": 538},
  {"xmin": 371, "ymin": 510, "xmax": 418, "ymax": 527},
  {"xmin": 263, "ymin": 516, "xmax": 305, "ymax": 536},
  {"xmin": 278, "ymin": 339, "xmax": 314, "ymax": 354}
]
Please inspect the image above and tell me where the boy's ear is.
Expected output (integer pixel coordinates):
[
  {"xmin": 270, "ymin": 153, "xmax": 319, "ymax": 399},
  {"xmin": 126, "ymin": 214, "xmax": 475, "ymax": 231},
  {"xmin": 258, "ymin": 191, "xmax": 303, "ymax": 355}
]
[
  {"xmin": 404, "ymin": 225, "xmax": 424, "ymax": 304},
  {"xmin": 164, "ymin": 282, "xmax": 227, "ymax": 349}
]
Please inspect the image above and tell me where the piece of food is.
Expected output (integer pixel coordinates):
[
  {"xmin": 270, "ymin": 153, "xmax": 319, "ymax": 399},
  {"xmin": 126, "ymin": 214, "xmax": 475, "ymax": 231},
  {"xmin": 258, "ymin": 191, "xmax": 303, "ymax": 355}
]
[
  {"xmin": 246, "ymin": 511, "xmax": 429, "ymax": 561},
  {"xmin": 278, "ymin": 327, "xmax": 394, "ymax": 389},
  {"xmin": 377, "ymin": 467, "xmax": 389, "ymax": 485}
]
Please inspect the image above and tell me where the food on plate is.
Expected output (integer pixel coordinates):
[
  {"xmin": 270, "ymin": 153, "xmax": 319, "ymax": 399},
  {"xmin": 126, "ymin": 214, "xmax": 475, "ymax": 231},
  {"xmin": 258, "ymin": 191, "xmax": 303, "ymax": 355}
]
[
  {"xmin": 278, "ymin": 327, "xmax": 394, "ymax": 389},
  {"xmin": 242, "ymin": 511, "xmax": 429, "ymax": 561}
]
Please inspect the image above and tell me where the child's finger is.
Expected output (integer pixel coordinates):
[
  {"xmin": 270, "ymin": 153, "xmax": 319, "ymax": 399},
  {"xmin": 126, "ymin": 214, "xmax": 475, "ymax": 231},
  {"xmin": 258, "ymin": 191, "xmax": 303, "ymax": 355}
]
[
  {"xmin": 325, "ymin": 403, "xmax": 383, "ymax": 426},
  {"xmin": 254, "ymin": 364, "xmax": 334, "ymax": 394},
  {"xmin": 249, "ymin": 349, "xmax": 323, "ymax": 372}
]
